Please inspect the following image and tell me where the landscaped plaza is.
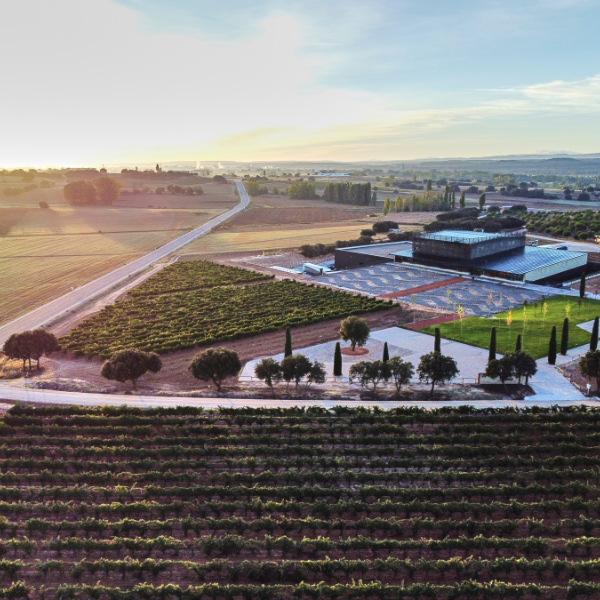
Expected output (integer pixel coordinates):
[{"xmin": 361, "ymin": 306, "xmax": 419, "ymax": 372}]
[{"xmin": 323, "ymin": 263, "xmax": 552, "ymax": 316}]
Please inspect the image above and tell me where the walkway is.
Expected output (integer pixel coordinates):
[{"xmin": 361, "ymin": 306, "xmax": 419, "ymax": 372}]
[
  {"xmin": 0, "ymin": 384, "xmax": 596, "ymax": 409},
  {"xmin": 378, "ymin": 277, "xmax": 468, "ymax": 299}
]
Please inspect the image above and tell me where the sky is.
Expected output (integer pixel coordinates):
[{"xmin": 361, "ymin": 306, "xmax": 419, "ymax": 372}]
[{"xmin": 1, "ymin": 0, "xmax": 600, "ymax": 167}]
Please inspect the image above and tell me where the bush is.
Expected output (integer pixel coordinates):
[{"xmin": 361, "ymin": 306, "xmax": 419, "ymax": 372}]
[
  {"xmin": 372, "ymin": 220, "xmax": 399, "ymax": 233},
  {"xmin": 38, "ymin": 201, "xmax": 49, "ymax": 209},
  {"xmin": 299, "ymin": 243, "xmax": 335, "ymax": 258},
  {"xmin": 360, "ymin": 229, "xmax": 376, "ymax": 237}
]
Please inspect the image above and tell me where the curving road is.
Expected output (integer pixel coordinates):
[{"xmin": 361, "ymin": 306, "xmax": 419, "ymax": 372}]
[{"xmin": 0, "ymin": 181, "xmax": 250, "ymax": 346}]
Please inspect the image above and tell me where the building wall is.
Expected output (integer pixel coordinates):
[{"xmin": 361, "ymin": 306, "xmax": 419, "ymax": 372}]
[
  {"xmin": 334, "ymin": 249, "xmax": 390, "ymax": 270},
  {"xmin": 414, "ymin": 235, "xmax": 525, "ymax": 261},
  {"xmin": 523, "ymin": 253, "xmax": 587, "ymax": 282}
]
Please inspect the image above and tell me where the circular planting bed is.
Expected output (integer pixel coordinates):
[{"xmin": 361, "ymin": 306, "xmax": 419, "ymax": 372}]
[{"xmin": 340, "ymin": 347, "xmax": 369, "ymax": 356}]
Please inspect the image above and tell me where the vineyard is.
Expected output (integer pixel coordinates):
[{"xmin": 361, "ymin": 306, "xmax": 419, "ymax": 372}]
[
  {"xmin": 0, "ymin": 404, "xmax": 599, "ymax": 599},
  {"xmin": 60, "ymin": 278, "xmax": 391, "ymax": 358},
  {"xmin": 128, "ymin": 262, "xmax": 273, "ymax": 297}
]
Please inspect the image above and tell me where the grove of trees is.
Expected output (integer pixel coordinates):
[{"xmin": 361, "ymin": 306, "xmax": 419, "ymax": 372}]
[
  {"xmin": 63, "ymin": 177, "xmax": 121, "ymax": 206},
  {"xmin": 323, "ymin": 182, "xmax": 372, "ymax": 205}
]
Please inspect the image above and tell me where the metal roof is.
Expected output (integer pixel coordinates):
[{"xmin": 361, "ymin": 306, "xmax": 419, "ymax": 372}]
[
  {"xmin": 393, "ymin": 246, "xmax": 586, "ymax": 275},
  {"xmin": 416, "ymin": 230, "xmax": 525, "ymax": 244},
  {"xmin": 471, "ymin": 246, "xmax": 586, "ymax": 275},
  {"xmin": 336, "ymin": 241, "xmax": 412, "ymax": 257}
]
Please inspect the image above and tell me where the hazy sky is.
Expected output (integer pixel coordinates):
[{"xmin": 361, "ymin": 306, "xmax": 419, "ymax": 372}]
[{"xmin": 2, "ymin": 0, "xmax": 600, "ymax": 166}]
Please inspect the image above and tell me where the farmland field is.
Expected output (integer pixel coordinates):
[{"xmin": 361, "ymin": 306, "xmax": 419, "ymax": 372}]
[
  {"xmin": 0, "ymin": 404, "xmax": 599, "ymax": 600},
  {"xmin": 129, "ymin": 260, "xmax": 273, "ymax": 297},
  {"xmin": 180, "ymin": 224, "xmax": 395, "ymax": 254},
  {"xmin": 422, "ymin": 295, "xmax": 600, "ymax": 359},
  {"xmin": 60, "ymin": 274, "xmax": 391, "ymax": 358},
  {"xmin": 0, "ymin": 183, "xmax": 236, "ymax": 326}
]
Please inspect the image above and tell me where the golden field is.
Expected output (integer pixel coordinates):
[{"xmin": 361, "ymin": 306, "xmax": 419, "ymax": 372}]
[{"xmin": 0, "ymin": 183, "xmax": 236, "ymax": 325}]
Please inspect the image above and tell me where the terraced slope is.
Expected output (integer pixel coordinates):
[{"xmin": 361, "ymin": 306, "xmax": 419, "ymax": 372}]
[{"xmin": 0, "ymin": 405, "xmax": 599, "ymax": 599}]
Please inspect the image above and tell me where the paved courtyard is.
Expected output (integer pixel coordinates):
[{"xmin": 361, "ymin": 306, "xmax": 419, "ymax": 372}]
[
  {"xmin": 242, "ymin": 327, "xmax": 587, "ymax": 401},
  {"xmin": 324, "ymin": 264, "xmax": 450, "ymax": 296},
  {"xmin": 319, "ymin": 263, "xmax": 554, "ymax": 316}
]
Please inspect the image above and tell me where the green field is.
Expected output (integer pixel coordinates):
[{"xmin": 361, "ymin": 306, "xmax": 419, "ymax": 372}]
[{"xmin": 422, "ymin": 295, "xmax": 600, "ymax": 359}]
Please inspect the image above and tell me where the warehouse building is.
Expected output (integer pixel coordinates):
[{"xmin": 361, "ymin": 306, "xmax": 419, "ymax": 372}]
[{"xmin": 335, "ymin": 230, "xmax": 588, "ymax": 283}]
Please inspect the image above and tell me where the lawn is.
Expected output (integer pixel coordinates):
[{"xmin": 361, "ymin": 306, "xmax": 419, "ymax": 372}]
[{"xmin": 421, "ymin": 295, "xmax": 600, "ymax": 359}]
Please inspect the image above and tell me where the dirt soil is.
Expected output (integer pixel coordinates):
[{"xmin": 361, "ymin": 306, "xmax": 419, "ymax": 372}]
[
  {"xmin": 222, "ymin": 206, "xmax": 373, "ymax": 228},
  {"xmin": 24, "ymin": 306, "xmax": 441, "ymax": 396},
  {"xmin": 559, "ymin": 359, "xmax": 597, "ymax": 397}
]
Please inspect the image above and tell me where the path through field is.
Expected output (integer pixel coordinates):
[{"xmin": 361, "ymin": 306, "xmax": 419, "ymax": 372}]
[{"xmin": 0, "ymin": 182, "xmax": 250, "ymax": 345}]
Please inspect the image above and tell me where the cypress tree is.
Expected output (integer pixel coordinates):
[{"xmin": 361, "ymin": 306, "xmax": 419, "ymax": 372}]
[
  {"xmin": 459, "ymin": 191, "xmax": 466, "ymax": 209},
  {"xmin": 591, "ymin": 317, "xmax": 599, "ymax": 351},
  {"xmin": 580, "ymin": 273, "xmax": 586, "ymax": 298},
  {"xmin": 451, "ymin": 190, "xmax": 456, "ymax": 210},
  {"xmin": 333, "ymin": 342, "xmax": 342, "ymax": 376},
  {"xmin": 548, "ymin": 326, "xmax": 557, "ymax": 365},
  {"xmin": 548, "ymin": 325, "xmax": 556, "ymax": 365},
  {"xmin": 284, "ymin": 327, "xmax": 292, "ymax": 358},
  {"xmin": 488, "ymin": 327, "xmax": 496, "ymax": 362},
  {"xmin": 515, "ymin": 334, "xmax": 522, "ymax": 352},
  {"xmin": 560, "ymin": 317, "xmax": 569, "ymax": 355},
  {"xmin": 478, "ymin": 193, "xmax": 486, "ymax": 210},
  {"xmin": 434, "ymin": 328, "xmax": 441, "ymax": 353},
  {"xmin": 383, "ymin": 342, "xmax": 389, "ymax": 362}
]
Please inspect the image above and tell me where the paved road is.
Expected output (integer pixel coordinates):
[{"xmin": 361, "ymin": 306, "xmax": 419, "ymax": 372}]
[
  {"xmin": 0, "ymin": 383, "xmax": 597, "ymax": 409},
  {"xmin": 530, "ymin": 234, "xmax": 600, "ymax": 254},
  {"xmin": 0, "ymin": 181, "xmax": 250, "ymax": 346}
]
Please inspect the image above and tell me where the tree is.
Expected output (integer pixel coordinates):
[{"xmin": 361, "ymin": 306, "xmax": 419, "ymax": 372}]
[
  {"xmin": 560, "ymin": 317, "xmax": 569, "ymax": 355},
  {"xmin": 29, "ymin": 330, "xmax": 59, "ymax": 369},
  {"xmin": 3, "ymin": 332, "xmax": 34, "ymax": 370},
  {"xmin": 512, "ymin": 351, "xmax": 537, "ymax": 385},
  {"xmin": 417, "ymin": 351, "xmax": 459, "ymax": 396},
  {"xmin": 3, "ymin": 329, "xmax": 59, "ymax": 371},
  {"xmin": 280, "ymin": 354, "xmax": 312, "ymax": 390},
  {"xmin": 95, "ymin": 177, "xmax": 121, "ymax": 205},
  {"xmin": 387, "ymin": 356, "xmax": 414, "ymax": 397},
  {"xmin": 579, "ymin": 349, "xmax": 600, "ymax": 393},
  {"xmin": 580, "ymin": 273, "xmax": 586, "ymax": 298},
  {"xmin": 306, "ymin": 361, "xmax": 326, "ymax": 389},
  {"xmin": 371, "ymin": 191, "xmax": 377, "ymax": 206},
  {"xmin": 339, "ymin": 316, "xmax": 370, "ymax": 351},
  {"xmin": 284, "ymin": 327, "xmax": 292, "ymax": 358},
  {"xmin": 485, "ymin": 355, "xmax": 515, "ymax": 392},
  {"xmin": 489, "ymin": 327, "xmax": 497, "ymax": 362},
  {"xmin": 548, "ymin": 326, "xmax": 557, "ymax": 365},
  {"xmin": 515, "ymin": 334, "xmax": 522, "ymax": 352},
  {"xmin": 591, "ymin": 317, "xmax": 599, "ymax": 352},
  {"xmin": 349, "ymin": 360, "xmax": 390, "ymax": 395},
  {"xmin": 333, "ymin": 342, "xmax": 342, "ymax": 376},
  {"xmin": 189, "ymin": 347, "xmax": 241, "ymax": 392},
  {"xmin": 459, "ymin": 191, "xmax": 466, "ymax": 209},
  {"xmin": 254, "ymin": 358, "xmax": 281, "ymax": 390},
  {"xmin": 63, "ymin": 180, "xmax": 97, "ymax": 206},
  {"xmin": 382, "ymin": 342, "xmax": 389, "ymax": 362},
  {"xmin": 382, "ymin": 198, "xmax": 391, "ymax": 215},
  {"xmin": 101, "ymin": 349, "xmax": 162, "ymax": 390},
  {"xmin": 478, "ymin": 193, "xmax": 486, "ymax": 210},
  {"xmin": 434, "ymin": 328, "xmax": 441, "ymax": 353},
  {"xmin": 426, "ymin": 179, "xmax": 432, "ymax": 192},
  {"xmin": 451, "ymin": 190, "xmax": 456, "ymax": 210}
]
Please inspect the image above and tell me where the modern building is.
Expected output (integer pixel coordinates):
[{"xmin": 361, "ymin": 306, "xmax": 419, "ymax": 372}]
[{"xmin": 335, "ymin": 230, "xmax": 588, "ymax": 283}]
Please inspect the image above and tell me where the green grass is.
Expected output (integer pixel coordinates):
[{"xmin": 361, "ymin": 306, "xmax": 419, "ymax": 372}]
[{"xmin": 421, "ymin": 295, "xmax": 600, "ymax": 359}]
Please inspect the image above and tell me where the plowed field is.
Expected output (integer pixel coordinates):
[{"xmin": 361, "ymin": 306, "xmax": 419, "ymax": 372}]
[{"xmin": 1, "ymin": 404, "xmax": 599, "ymax": 599}]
